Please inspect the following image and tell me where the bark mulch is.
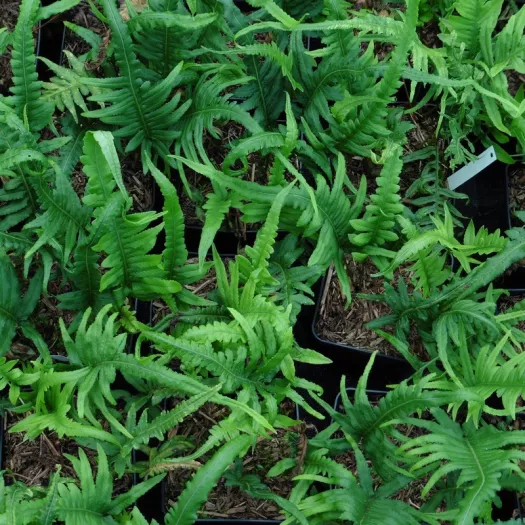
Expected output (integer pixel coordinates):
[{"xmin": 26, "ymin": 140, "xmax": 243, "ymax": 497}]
[{"xmin": 316, "ymin": 257, "xmax": 428, "ymax": 360}]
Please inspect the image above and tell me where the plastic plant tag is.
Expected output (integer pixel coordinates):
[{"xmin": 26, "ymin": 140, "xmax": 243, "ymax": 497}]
[{"xmin": 447, "ymin": 146, "xmax": 497, "ymax": 190}]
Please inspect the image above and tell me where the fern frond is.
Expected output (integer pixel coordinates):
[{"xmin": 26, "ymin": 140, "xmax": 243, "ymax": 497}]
[
  {"xmin": 146, "ymin": 157, "xmax": 188, "ymax": 280},
  {"xmin": 440, "ymin": 0, "xmax": 501, "ymax": 61},
  {"xmin": 24, "ymin": 166, "xmax": 91, "ymax": 261},
  {"xmin": 57, "ymin": 116, "xmax": 86, "ymax": 177},
  {"xmin": 349, "ymin": 144, "xmax": 405, "ymax": 250},
  {"xmin": 41, "ymin": 51, "xmax": 93, "ymax": 123},
  {"xmin": 383, "ymin": 205, "xmax": 507, "ymax": 278},
  {"xmin": 177, "ymin": 67, "xmax": 262, "ymax": 168},
  {"xmin": 174, "ymin": 153, "xmax": 365, "ymax": 301},
  {"xmin": 289, "ymin": 436, "xmax": 434, "ymax": 525},
  {"xmin": 121, "ymin": 385, "xmax": 221, "ymax": 456},
  {"xmin": 143, "ymin": 329, "xmax": 254, "ymax": 394},
  {"xmin": 56, "ymin": 445, "xmax": 164, "ymax": 525},
  {"xmin": 131, "ymin": 1, "xmax": 225, "ymax": 76},
  {"xmin": 233, "ymin": 39, "xmax": 301, "ymax": 126},
  {"xmin": 63, "ymin": 21, "xmax": 102, "ymax": 62},
  {"xmin": 268, "ymin": 234, "xmax": 323, "ymax": 320},
  {"xmin": 83, "ymin": 0, "xmax": 192, "ymax": 167},
  {"xmin": 429, "ymin": 332, "xmax": 525, "ymax": 423},
  {"xmin": 325, "ymin": 0, "xmax": 419, "ymax": 156},
  {"xmin": 56, "ymin": 238, "xmax": 111, "ymax": 314},
  {"xmin": 92, "ymin": 210, "xmax": 182, "ymax": 300},
  {"xmin": 198, "ymin": 192, "xmax": 231, "ymax": 267},
  {"xmin": 242, "ymin": 183, "xmax": 293, "ymax": 279},
  {"xmin": 7, "ymin": 0, "xmax": 53, "ymax": 131},
  {"xmin": 400, "ymin": 409, "xmax": 525, "ymax": 525},
  {"xmin": 291, "ymin": 31, "xmax": 376, "ymax": 137},
  {"xmin": 312, "ymin": 357, "xmax": 449, "ymax": 481},
  {"xmin": 409, "ymin": 248, "xmax": 450, "ymax": 297}
]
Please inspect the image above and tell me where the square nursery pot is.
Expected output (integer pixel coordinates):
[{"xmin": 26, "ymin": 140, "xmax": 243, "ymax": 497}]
[
  {"xmin": 308, "ymin": 274, "xmax": 414, "ymax": 395},
  {"xmin": 290, "ymin": 277, "xmax": 412, "ymax": 433},
  {"xmin": 160, "ymin": 404, "xmax": 301, "ymax": 524},
  {"xmin": 496, "ymin": 164, "xmax": 525, "ymax": 293}
]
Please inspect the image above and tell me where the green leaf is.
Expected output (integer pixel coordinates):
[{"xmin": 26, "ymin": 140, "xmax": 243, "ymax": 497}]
[
  {"xmin": 267, "ymin": 457, "xmax": 297, "ymax": 477},
  {"xmin": 165, "ymin": 435, "xmax": 253, "ymax": 525}
]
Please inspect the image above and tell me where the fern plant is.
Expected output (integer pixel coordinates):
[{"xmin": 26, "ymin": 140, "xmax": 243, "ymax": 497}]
[
  {"xmin": 176, "ymin": 141, "xmax": 407, "ymax": 302},
  {"xmin": 81, "ymin": 0, "xmax": 194, "ymax": 171},
  {"xmin": 399, "ymin": 409, "xmax": 525, "ymax": 525},
  {"xmin": 409, "ymin": 0, "xmax": 525, "ymax": 165},
  {"xmin": 366, "ymin": 224, "xmax": 525, "ymax": 365},
  {"xmin": 142, "ymin": 190, "xmax": 330, "ymax": 417}
]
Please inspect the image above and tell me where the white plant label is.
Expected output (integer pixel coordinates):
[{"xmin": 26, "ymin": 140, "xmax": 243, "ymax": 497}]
[{"xmin": 447, "ymin": 146, "xmax": 497, "ymax": 190}]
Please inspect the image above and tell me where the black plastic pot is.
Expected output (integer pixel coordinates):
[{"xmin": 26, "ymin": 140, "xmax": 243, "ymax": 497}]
[
  {"xmin": 306, "ymin": 275, "xmax": 413, "ymax": 397},
  {"xmin": 182, "ymin": 225, "xmax": 259, "ymax": 258},
  {"xmin": 37, "ymin": 1, "xmax": 66, "ymax": 81}
]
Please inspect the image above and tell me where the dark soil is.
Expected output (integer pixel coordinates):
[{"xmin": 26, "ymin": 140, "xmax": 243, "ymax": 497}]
[
  {"xmin": 419, "ymin": 21, "xmax": 441, "ymax": 49},
  {"xmin": 345, "ymin": 155, "xmax": 381, "ymax": 192},
  {"xmin": 184, "ymin": 262, "xmax": 221, "ymax": 299},
  {"xmin": 506, "ymin": 70, "xmax": 525, "ymax": 98},
  {"xmin": 508, "ymin": 164, "xmax": 525, "ymax": 226},
  {"xmin": 315, "ymin": 257, "xmax": 428, "ymax": 359},
  {"xmin": 122, "ymin": 156, "xmax": 153, "ymax": 212},
  {"xmin": 405, "ymin": 106, "xmax": 440, "ymax": 156},
  {"xmin": 4, "ymin": 413, "xmax": 132, "ymax": 493},
  {"xmin": 165, "ymin": 401, "xmax": 302, "ymax": 520}
]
